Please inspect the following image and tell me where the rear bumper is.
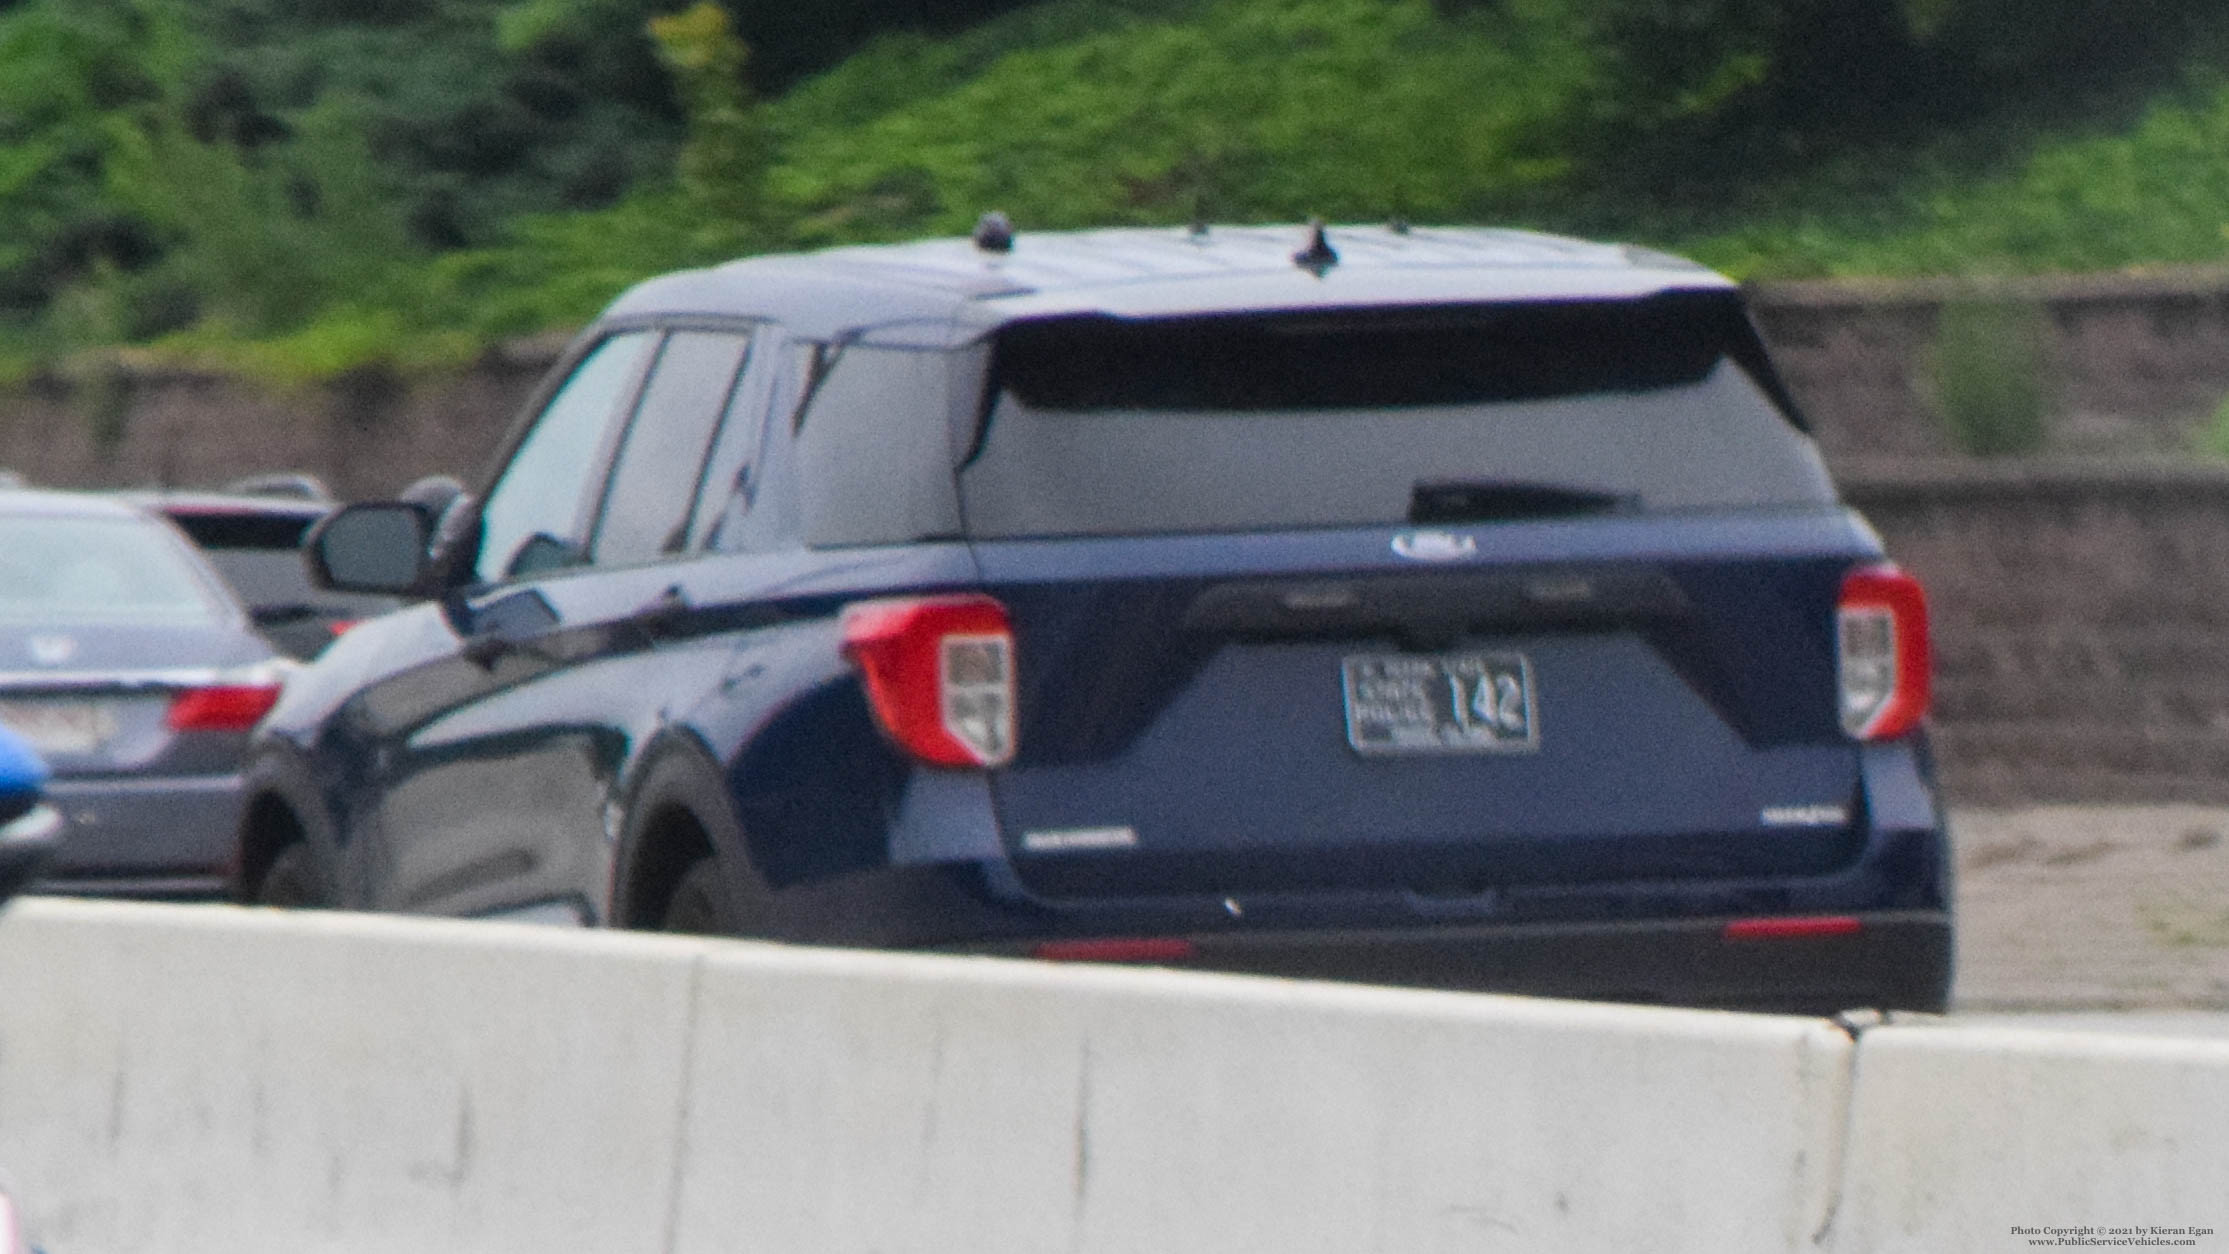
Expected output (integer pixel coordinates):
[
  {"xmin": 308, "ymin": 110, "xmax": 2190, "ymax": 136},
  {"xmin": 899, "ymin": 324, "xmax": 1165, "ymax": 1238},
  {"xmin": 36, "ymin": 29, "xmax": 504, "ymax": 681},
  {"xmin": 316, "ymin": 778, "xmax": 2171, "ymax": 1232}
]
[
  {"xmin": 961, "ymin": 908, "xmax": 1955, "ymax": 1014},
  {"xmin": 35, "ymin": 773, "xmax": 243, "ymax": 897}
]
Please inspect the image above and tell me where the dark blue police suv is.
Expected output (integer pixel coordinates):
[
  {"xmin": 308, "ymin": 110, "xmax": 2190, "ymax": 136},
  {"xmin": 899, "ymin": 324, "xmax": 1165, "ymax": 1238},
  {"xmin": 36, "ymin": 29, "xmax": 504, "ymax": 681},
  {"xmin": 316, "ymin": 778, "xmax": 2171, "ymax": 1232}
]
[{"xmin": 235, "ymin": 221, "xmax": 1952, "ymax": 1013}]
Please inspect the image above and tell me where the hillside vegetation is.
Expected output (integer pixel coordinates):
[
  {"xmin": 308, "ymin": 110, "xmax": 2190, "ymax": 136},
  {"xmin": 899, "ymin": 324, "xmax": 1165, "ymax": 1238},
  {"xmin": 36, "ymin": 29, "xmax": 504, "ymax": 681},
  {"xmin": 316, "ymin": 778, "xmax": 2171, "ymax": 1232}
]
[{"xmin": 4, "ymin": 0, "xmax": 2229, "ymax": 382}]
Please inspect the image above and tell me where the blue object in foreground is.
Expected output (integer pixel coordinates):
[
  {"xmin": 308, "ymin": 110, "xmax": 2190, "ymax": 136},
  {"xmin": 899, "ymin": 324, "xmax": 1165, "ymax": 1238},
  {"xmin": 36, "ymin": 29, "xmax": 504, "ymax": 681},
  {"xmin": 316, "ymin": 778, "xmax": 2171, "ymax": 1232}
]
[
  {"xmin": 0, "ymin": 723, "xmax": 61, "ymax": 905},
  {"xmin": 0, "ymin": 722, "xmax": 46, "ymax": 805}
]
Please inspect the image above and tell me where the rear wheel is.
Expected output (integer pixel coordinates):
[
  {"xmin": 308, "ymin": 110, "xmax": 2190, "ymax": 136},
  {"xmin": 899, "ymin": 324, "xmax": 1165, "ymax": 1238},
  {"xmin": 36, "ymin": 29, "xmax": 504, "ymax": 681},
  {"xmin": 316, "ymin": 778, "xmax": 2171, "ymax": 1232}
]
[
  {"xmin": 255, "ymin": 842, "xmax": 329, "ymax": 908},
  {"xmin": 624, "ymin": 752, "xmax": 781, "ymax": 937},
  {"xmin": 662, "ymin": 856, "xmax": 743, "ymax": 935}
]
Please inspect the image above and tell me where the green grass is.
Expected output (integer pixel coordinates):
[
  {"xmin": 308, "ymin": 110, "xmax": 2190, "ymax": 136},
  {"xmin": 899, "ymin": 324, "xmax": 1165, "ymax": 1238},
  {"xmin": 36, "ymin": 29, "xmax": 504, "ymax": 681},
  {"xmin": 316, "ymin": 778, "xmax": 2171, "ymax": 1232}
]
[
  {"xmin": 1678, "ymin": 74, "xmax": 2229, "ymax": 278},
  {"xmin": 78, "ymin": 0, "xmax": 2229, "ymax": 383}
]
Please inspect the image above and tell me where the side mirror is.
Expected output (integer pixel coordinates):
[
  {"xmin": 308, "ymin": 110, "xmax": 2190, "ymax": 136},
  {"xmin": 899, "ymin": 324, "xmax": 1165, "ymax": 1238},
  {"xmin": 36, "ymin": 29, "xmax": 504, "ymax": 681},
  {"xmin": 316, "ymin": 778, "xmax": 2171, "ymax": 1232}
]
[{"xmin": 307, "ymin": 502, "xmax": 433, "ymax": 596}]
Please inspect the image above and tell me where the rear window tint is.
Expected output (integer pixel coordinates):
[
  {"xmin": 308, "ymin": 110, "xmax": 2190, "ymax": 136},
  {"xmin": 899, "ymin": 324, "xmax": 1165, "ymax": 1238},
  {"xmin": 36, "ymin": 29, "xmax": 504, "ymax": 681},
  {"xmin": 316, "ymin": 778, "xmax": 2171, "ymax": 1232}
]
[
  {"xmin": 163, "ymin": 509, "xmax": 315, "ymax": 550},
  {"xmin": 999, "ymin": 294, "xmax": 1763, "ymax": 411},
  {"xmin": 960, "ymin": 296, "xmax": 1836, "ymax": 539}
]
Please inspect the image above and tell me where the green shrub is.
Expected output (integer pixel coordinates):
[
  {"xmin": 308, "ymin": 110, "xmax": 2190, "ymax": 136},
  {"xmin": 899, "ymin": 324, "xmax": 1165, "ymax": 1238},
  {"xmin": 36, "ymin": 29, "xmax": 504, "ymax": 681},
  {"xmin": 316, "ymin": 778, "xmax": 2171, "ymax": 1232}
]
[
  {"xmin": 1924, "ymin": 298, "xmax": 2052, "ymax": 456},
  {"xmin": 2193, "ymin": 392, "xmax": 2229, "ymax": 460}
]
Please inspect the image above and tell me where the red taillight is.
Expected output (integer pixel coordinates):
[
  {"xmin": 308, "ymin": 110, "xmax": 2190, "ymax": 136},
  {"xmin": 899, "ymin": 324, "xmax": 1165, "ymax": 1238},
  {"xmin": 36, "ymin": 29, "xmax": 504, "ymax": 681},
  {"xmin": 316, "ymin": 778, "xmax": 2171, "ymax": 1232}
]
[
  {"xmin": 1837, "ymin": 563, "xmax": 1929, "ymax": 741},
  {"xmin": 1032, "ymin": 938, "xmax": 1197, "ymax": 963},
  {"xmin": 841, "ymin": 594, "xmax": 1016, "ymax": 768},
  {"xmin": 165, "ymin": 682, "xmax": 282, "ymax": 732},
  {"xmin": 1722, "ymin": 915, "xmax": 1864, "ymax": 941}
]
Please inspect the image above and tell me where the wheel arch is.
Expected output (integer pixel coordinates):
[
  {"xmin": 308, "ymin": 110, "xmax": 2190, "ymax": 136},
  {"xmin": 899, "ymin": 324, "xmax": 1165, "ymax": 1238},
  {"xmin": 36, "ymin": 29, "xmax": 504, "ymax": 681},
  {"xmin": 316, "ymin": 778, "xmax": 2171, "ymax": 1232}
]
[
  {"xmin": 611, "ymin": 677, "xmax": 913, "ymax": 931},
  {"xmin": 232, "ymin": 748, "xmax": 334, "ymax": 905},
  {"xmin": 610, "ymin": 729, "xmax": 746, "ymax": 930}
]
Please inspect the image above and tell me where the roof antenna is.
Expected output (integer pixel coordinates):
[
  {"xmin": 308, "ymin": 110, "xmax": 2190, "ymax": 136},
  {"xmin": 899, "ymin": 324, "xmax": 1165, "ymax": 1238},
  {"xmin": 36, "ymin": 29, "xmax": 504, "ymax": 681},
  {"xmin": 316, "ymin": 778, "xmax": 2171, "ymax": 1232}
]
[
  {"xmin": 1188, "ymin": 195, "xmax": 1210, "ymax": 241},
  {"xmin": 973, "ymin": 211, "xmax": 1015, "ymax": 254},
  {"xmin": 1292, "ymin": 218, "xmax": 1338, "ymax": 277},
  {"xmin": 1388, "ymin": 215, "xmax": 1411, "ymax": 235}
]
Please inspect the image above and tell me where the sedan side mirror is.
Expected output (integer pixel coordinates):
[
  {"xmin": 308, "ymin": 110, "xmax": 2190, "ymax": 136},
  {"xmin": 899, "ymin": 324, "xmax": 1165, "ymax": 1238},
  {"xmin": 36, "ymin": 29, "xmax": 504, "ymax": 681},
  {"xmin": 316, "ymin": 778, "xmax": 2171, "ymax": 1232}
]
[{"xmin": 307, "ymin": 502, "xmax": 433, "ymax": 596}]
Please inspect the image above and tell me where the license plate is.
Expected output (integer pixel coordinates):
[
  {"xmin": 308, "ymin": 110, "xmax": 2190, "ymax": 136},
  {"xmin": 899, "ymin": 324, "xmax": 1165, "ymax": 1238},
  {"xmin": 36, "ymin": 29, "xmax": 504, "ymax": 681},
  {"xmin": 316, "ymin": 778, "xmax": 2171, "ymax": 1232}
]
[
  {"xmin": 1342, "ymin": 652, "xmax": 1537, "ymax": 755},
  {"xmin": 0, "ymin": 698, "xmax": 117, "ymax": 755}
]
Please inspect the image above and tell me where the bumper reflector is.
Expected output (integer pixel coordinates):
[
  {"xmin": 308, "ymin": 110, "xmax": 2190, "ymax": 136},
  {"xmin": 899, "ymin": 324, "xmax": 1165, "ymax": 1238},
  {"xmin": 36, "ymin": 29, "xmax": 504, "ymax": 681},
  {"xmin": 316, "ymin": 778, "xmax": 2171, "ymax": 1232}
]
[
  {"xmin": 1031, "ymin": 937, "xmax": 1198, "ymax": 963},
  {"xmin": 1722, "ymin": 915, "xmax": 1864, "ymax": 942}
]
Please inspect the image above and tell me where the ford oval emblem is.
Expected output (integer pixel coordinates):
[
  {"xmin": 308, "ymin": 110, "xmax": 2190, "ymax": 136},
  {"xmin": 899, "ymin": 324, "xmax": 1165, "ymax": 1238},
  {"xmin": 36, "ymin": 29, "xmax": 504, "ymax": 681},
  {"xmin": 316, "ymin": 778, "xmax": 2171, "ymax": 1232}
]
[
  {"xmin": 28, "ymin": 635, "xmax": 76, "ymax": 666},
  {"xmin": 1391, "ymin": 530, "xmax": 1477, "ymax": 562}
]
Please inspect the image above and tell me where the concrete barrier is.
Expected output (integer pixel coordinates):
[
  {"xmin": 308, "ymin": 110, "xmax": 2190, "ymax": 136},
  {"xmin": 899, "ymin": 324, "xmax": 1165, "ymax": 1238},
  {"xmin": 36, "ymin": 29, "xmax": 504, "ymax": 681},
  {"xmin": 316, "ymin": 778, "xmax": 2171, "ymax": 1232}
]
[
  {"xmin": 1820, "ymin": 1024, "xmax": 2229, "ymax": 1252},
  {"xmin": 0, "ymin": 898, "xmax": 1855, "ymax": 1254},
  {"xmin": 666, "ymin": 947, "xmax": 1852, "ymax": 1254},
  {"xmin": 0, "ymin": 898, "xmax": 2221, "ymax": 1253},
  {"xmin": 0, "ymin": 899, "xmax": 706, "ymax": 1253}
]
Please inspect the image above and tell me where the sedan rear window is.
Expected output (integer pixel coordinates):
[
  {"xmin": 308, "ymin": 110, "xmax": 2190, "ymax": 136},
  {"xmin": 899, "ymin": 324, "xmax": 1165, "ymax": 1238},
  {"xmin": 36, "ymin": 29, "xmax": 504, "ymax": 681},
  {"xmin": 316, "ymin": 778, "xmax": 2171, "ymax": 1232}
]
[
  {"xmin": 0, "ymin": 515, "xmax": 228, "ymax": 625},
  {"xmin": 960, "ymin": 293, "xmax": 1836, "ymax": 539}
]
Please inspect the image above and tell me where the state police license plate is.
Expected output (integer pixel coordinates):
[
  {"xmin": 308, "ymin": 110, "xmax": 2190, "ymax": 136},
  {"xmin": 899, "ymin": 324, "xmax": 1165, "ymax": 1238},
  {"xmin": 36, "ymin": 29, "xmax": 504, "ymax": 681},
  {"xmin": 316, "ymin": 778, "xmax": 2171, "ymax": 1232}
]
[{"xmin": 1341, "ymin": 652, "xmax": 1537, "ymax": 755}]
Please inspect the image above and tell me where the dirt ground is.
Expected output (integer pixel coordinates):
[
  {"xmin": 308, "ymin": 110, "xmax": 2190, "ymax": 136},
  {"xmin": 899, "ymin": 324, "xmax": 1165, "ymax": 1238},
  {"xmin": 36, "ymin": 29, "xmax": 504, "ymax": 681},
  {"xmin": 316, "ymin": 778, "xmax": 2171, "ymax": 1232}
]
[{"xmin": 1951, "ymin": 806, "xmax": 2229, "ymax": 1011}]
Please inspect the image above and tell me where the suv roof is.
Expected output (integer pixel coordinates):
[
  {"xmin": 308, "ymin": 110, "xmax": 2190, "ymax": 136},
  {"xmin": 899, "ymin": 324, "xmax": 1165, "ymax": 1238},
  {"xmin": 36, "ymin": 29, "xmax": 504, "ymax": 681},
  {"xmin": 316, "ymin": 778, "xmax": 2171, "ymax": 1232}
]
[{"xmin": 603, "ymin": 222, "xmax": 1730, "ymax": 343}]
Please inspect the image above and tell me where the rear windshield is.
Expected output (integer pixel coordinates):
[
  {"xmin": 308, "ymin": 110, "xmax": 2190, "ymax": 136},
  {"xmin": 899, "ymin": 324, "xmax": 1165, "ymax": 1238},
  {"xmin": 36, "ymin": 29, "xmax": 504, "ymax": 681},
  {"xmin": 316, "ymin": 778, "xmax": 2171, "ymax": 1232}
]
[
  {"xmin": 959, "ymin": 294, "xmax": 1836, "ymax": 539},
  {"xmin": 0, "ymin": 515, "xmax": 228, "ymax": 625}
]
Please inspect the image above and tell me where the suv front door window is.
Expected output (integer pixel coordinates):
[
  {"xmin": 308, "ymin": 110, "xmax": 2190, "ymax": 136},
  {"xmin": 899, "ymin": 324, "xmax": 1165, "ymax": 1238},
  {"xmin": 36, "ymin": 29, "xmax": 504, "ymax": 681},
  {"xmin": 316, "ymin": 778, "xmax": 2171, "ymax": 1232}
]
[{"xmin": 474, "ymin": 331, "xmax": 655, "ymax": 585}]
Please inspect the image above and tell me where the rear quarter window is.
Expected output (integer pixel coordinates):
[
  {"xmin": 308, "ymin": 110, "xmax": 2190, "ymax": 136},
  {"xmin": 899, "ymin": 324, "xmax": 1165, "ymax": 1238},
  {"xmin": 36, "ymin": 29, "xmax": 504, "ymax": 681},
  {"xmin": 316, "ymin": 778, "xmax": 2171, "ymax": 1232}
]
[{"xmin": 793, "ymin": 344, "xmax": 965, "ymax": 548}]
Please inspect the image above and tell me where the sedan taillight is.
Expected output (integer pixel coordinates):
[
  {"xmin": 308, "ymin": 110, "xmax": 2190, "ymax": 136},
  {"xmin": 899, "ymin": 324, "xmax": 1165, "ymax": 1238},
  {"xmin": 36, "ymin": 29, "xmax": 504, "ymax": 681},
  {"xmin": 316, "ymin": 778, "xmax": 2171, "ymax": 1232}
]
[
  {"xmin": 841, "ymin": 594, "xmax": 1016, "ymax": 768},
  {"xmin": 1837, "ymin": 563, "xmax": 1930, "ymax": 741},
  {"xmin": 165, "ymin": 665, "xmax": 288, "ymax": 733}
]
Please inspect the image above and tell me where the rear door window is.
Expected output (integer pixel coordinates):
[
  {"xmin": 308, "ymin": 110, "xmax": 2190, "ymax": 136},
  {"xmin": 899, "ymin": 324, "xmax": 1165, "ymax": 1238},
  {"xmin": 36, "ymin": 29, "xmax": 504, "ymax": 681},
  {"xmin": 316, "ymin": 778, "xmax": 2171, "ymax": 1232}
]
[
  {"xmin": 591, "ymin": 329, "xmax": 753, "ymax": 567},
  {"xmin": 697, "ymin": 336, "xmax": 808, "ymax": 554},
  {"xmin": 959, "ymin": 292, "xmax": 1837, "ymax": 539}
]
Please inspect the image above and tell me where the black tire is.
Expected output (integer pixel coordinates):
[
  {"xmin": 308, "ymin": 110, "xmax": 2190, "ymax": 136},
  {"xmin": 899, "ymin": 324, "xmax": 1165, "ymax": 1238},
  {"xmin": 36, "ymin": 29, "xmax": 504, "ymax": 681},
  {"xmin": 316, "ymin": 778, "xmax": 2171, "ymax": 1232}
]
[
  {"xmin": 661, "ymin": 856, "xmax": 743, "ymax": 936},
  {"xmin": 626, "ymin": 751, "xmax": 782, "ymax": 937},
  {"xmin": 255, "ymin": 842, "xmax": 330, "ymax": 908},
  {"xmin": 626, "ymin": 749, "xmax": 1013, "ymax": 946}
]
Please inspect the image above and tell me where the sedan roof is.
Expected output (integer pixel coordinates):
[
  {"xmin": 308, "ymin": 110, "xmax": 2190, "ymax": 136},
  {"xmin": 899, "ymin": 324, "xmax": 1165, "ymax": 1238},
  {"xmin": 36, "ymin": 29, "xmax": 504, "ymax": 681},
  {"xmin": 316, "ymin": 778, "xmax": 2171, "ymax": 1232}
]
[{"xmin": 0, "ymin": 488, "xmax": 162, "ymax": 521}]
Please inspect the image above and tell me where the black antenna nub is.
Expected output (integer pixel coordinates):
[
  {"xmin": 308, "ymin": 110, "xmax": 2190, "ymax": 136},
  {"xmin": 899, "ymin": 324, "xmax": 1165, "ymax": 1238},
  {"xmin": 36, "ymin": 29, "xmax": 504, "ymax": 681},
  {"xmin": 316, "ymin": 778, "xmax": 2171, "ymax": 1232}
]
[
  {"xmin": 972, "ymin": 211, "xmax": 1015, "ymax": 254},
  {"xmin": 1292, "ymin": 218, "xmax": 1338, "ymax": 277},
  {"xmin": 1388, "ymin": 216, "xmax": 1411, "ymax": 236}
]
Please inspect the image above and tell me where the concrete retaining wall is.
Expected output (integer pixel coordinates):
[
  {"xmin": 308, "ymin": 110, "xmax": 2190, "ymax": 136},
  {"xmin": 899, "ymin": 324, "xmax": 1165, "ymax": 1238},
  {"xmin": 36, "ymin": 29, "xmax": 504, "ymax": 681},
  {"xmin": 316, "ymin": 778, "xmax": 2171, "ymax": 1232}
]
[
  {"xmin": 14, "ymin": 270, "xmax": 2229, "ymax": 499},
  {"xmin": 0, "ymin": 899, "xmax": 2221, "ymax": 1253},
  {"xmin": 1844, "ymin": 461, "xmax": 2229, "ymax": 806},
  {"xmin": 1752, "ymin": 269, "xmax": 2229, "ymax": 460}
]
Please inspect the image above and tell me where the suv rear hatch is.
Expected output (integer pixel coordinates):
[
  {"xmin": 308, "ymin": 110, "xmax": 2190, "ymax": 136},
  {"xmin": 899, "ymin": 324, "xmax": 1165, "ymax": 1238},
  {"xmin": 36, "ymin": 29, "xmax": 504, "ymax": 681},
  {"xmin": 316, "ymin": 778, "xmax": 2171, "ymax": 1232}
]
[{"xmin": 957, "ymin": 292, "xmax": 1880, "ymax": 902}]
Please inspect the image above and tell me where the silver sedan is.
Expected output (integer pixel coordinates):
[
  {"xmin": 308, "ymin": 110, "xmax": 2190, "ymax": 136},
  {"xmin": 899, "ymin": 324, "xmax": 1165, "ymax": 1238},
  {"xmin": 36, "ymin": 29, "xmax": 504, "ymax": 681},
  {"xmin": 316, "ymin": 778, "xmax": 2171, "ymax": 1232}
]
[{"xmin": 0, "ymin": 489, "xmax": 290, "ymax": 897}]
